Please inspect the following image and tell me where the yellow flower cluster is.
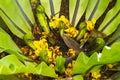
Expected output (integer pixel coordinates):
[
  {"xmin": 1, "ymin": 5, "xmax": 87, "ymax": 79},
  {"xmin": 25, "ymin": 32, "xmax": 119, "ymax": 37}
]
[
  {"xmin": 40, "ymin": 32, "xmax": 53, "ymax": 39},
  {"xmin": 64, "ymin": 27, "xmax": 79, "ymax": 38},
  {"xmin": 65, "ymin": 68, "xmax": 72, "ymax": 77},
  {"xmin": 48, "ymin": 46, "xmax": 62, "ymax": 63},
  {"xmin": 33, "ymin": 35, "xmax": 62, "ymax": 63},
  {"xmin": 49, "ymin": 15, "xmax": 79, "ymax": 38},
  {"xmin": 33, "ymin": 38, "xmax": 48, "ymax": 56},
  {"xmin": 21, "ymin": 46, "xmax": 38, "ymax": 59},
  {"xmin": 49, "ymin": 15, "xmax": 70, "ymax": 28},
  {"xmin": 80, "ymin": 18, "xmax": 96, "ymax": 43},
  {"xmin": 65, "ymin": 60, "xmax": 76, "ymax": 77},
  {"xmin": 86, "ymin": 18, "xmax": 96, "ymax": 31},
  {"xmin": 107, "ymin": 64, "xmax": 114, "ymax": 69},
  {"xmin": 66, "ymin": 48, "xmax": 76, "ymax": 56},
  {"xmin": 91, "ymin": 69, "xmax": 101, "ymax": 79},
  {"xmin": 83, "ymin": 32, "xmax": 90, "ymax": 39},
  {"xmin": 40, "ymin": 32, "xmax": 48, "ymax": 39}
]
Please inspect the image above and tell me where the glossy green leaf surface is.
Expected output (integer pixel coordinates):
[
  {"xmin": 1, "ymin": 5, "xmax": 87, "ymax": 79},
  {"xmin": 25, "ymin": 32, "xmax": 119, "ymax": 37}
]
[
  {"xmin": 73, "ymin": 75, "xmax": 83, "ymax": 80},
  {"xmin": 40, "ymin": 50, "xmax": 48, "ymax": 62},
  {"xmin": 86, "ymin": 0, "xmax": 109, "ymax": 20},
  {"xmin": 0, "ymin": 55, "xmax": 56, "ymax": 78},
  {"xmin": 85, "ymin": 0, "xmax": 97, "ymax": 20},
  {"xmin": 0, "ymin": 0, "xmax": 35, "ymax": 39},
  {"xmin": 72, "ymin": 52, "xmax": 98, "ymax": 75},
  {"xmin": 0, "ymin": 27, "xmax": 28, "ymax": 60},
  {"xmin": 72, "ymin": 41, "xmax": 120, "ymax": 75},
  {"xmin": 36, "ymin": 62, "xmax": 56, "ymax": 78},
  {"xmin": 36, "ymin": 5, "xmax": 50, "ymax": 33},
  {"xmin": 99, "ymin": 41, "xmax": 120, "ymax": 64},
  {"xmin": 55, "ymin": 56, "xmax": 65, "ymax": 74},
  {"xmin": 93, "ymin": 0, "xmax": 109, "ymax": 20},
  {"xmin": 0, "ymin": 27, "xmax": 21, "ymax": 52},
  {"xmin": 17, "ymin": 0, "xmax": 35, "ymax": 24},
  {"xmin": 69, "ymin": 0, "xmax": 89, "ymax": 26},
  {"xmin": 107, "ymin": 25, "xmax": 120, "ymax": 45},
  {"xmin": 0, "ymin": 55, "xmax": 27, "ymax": 74},
  {"xmin": 98, "ymin": 0, "xmax": 120, "ymax": 36},
  {"xmin": 40, "ymin": 0, "xmax": 62, "ymax": 18}
]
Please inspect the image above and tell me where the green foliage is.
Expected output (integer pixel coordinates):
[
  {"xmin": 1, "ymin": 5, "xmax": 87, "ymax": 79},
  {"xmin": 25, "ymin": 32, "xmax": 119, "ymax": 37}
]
[
  {"xmin": 86, "ymin": 0, "xmax": 109, "ymax": 20},
  {"xmin": 98, "ymin": 0, "xmax": 120, "ymax": 36},
  {"xmin": 36, "ymin": 5, "xmax": 50, "ymax": 33},
  {"xmin": 107, "ymin": 25, "xmax": 120, "ymax": 45},
  {"xmin": 69, "ymin": 0, "xmax": 89, "ymax": 26},
  {"xmin": 0, "ymin": 0, "xmax": 120, "ymax": 79},
  {"xmin": 76, "ymin": 22, "xmax": 87, "ymax": 40},
  {"xmin": 0, "ymin": 0, "xmax": 36, "ymax": 50},
  {"xmin": 0, "ymin": 55, "xmax": 56, "ymax": 78},
  {"xmin": 0, "ymin": 0, "xmax": 35, "ymax": 39},
  {"xmin": 99, "ymin": 41, "xmax": 120, "ymax": 64},
  {"xmin": 0, "ymin": 27, "xmax": 29, "ymax": 61},
  {"xmin": 55, "ymin": 56, "xmax": 65, "ymax": 74},
  {"xmin": 73, "ymin": 75, "xmax": 84, "ymax": 80},
  {"xmin": 40, "ymin": 50, "xmax": 48, "ymax": 63},
  {"xmin": 86, "ymin": 38, "xmax": 106, "ymax": 54},
  {"xmin": 72, "ymin": 41, "xmax": 120, "ymax": 75},
  {"xmin": 23, "ymin": 33, "xmax": 36, "ymax": 50},
  {"xmin": 40, "ymin": 0, "xmax": 62, "ymax": 18},
  {"xmin": 36, "ymin": 62, "xmax": 56, "ymax": 78},
  {"xmin": 72, "ymin": 52, "xmax": 98, "ymax": 75}
]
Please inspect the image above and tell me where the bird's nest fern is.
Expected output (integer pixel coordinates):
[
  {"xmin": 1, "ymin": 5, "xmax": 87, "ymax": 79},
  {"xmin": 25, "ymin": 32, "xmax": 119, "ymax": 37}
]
[{"xmin": 0, "ymin": 0, "xmax": 120, "ymax": 79}]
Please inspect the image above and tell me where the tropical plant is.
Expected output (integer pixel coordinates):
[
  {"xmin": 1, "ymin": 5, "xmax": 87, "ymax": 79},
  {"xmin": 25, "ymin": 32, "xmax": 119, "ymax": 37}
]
[
  {"xmin": 0, "ymin": 0, "xmax": 120, "ymax": 79},
  {"xmin": 0, "ymin": 0, "xmax": 36, "ymax": 50}
]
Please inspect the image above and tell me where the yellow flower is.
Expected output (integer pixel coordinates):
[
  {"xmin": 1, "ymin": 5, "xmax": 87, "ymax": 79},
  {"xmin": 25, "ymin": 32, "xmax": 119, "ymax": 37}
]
[
  {"xmin": 86, "ymin": 18, "xmax": 96, "ymax": 31},
  {"xmin": 40, "ymin": 32, "xmax": 48, "ymax": 39},
  {"xmin": 47, "ymin": 50, "xmax": 53, "ymax": 62},
  {"xmin": 67, "ymin": 60, "xmax": 76, "ymax": 68},
  {"xmin": 60, "ymin": 15, "xmax": 71, "ymax": 28},
  {"xmin": 33, "ymin": 38, "xmax": 48, "ymax": 56},
  {"xmin": 33, "ymin": 39, "xmax": 63, "ymax": 63},
  {"xmin": 33, "ymin": 41, "xmax": 40, "ymax": 49},
  {"xmin": 41, "ymin": 32, "xmax": 53, "ymax": 39},
  {"xmin": 68, "ymin": 63, "xmax": 72, "ymax": 68},
  {"xmin": 49, "ymin": 20, "xmax": 59, "ymax": 28},
  {"xmin": 67, "ymin": 49, "xmax": 76, "ymax": 56},
  {"xmin": 65, "ymin": 60, "xmax": 75, "ymax": 77},
  {"xmin": 49, "ymin": 16, "xmax": 59, "ymax": 28},
  {"xmin": 49, "ymin": 63, "xmax": 55, "ymax": 69},
  {"xmin": 53, "ymin": 16, "xmax": 60, "ymax": 21},
  {"xmin": 49, "ymin": 15, "xmax": 79, "ymax": 38},
  {"xmin": 34, "ymin": 49, "xmax": 40, "ymax": 56},
  {"xmin": 53, "ymin": 46, "xmax": 62, "ymax": 55},
  {"xmin": 64, "ymin": 27, "xmax": 79, "ymax": 38},
  {"xmin": 84, "ymin": 32, "xmax": 90, "ymax": 39},
  {"xmin": 49, "ymin": 16, "xmax": 60, "ymax": 28},
  {"xmin": 49, "ymin": 15, "xmax": 71, "ymax": 29},
  {"xmin": 86, "ymin": 21, "xmax": 94, "ymax": 31},
  {"xmin": 47, "ymin": 46, "xmax": 62, "ymax": 63},
  {"xmin": 92, "ymin": 69, "xmax": 101, "ymax": 79},
  {"xmin": 107, "ymin": 64, "xmax": 114, "ymax": 69},
  {"xmin": 65, "ymin": 68, "xmax": 72, "ymax": 77},
  {"xmin": 71, "ymin": 60, "xmax": 76, "ymax": 67},
  {"xmin": 92, "ymin": 18, "xmax": 96, "ymax": 25}
]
